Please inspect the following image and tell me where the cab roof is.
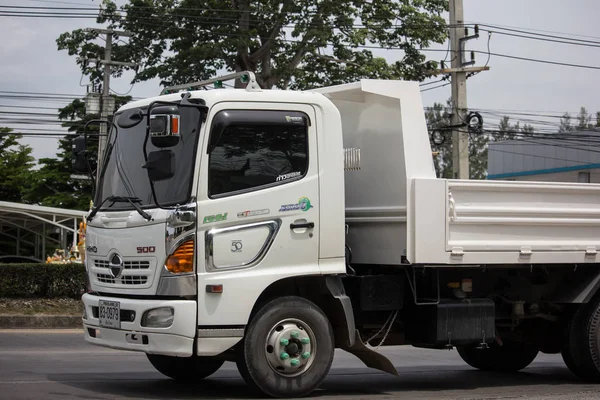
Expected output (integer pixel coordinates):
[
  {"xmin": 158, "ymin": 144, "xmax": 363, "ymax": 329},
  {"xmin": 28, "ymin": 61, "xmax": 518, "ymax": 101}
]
[{"xmin": 117, "ymin": 87, "xmax": 332, "ymax": 113}]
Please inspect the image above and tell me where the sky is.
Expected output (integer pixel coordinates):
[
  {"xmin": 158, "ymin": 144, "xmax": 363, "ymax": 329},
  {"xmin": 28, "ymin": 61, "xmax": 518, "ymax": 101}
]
[{"xmin": 1, "ymin": 0, "xmax": 599, "ymax": 161}]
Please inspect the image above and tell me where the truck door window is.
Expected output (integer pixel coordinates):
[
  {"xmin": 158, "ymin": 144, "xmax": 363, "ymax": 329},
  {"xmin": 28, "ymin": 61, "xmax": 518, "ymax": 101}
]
[{"xmin": 208, "ymin": 110, "xmax": 308, "ymax": 197}]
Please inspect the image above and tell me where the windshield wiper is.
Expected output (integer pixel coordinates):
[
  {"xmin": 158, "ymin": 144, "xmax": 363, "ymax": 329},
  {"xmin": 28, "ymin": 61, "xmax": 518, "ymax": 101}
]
[{"xmin": 88, "ymin": 196, "xmax": 152, "ymax": 222}]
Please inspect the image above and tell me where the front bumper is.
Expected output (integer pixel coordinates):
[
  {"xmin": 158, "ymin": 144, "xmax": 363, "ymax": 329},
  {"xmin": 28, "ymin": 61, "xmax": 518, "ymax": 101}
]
[{"xmin": 82, "ymin": 293, "xmax": 196, "ymax": 357}]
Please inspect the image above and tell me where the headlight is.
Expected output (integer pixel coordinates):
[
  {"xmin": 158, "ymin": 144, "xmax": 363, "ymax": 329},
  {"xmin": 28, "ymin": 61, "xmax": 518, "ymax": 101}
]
[
  {"xmin": 141, "ymin": 307, "xmax": 174, "ymax": 328},
  {"xmin": 165, "ymin": 239, "xmax": 194, "ymax": 273}
]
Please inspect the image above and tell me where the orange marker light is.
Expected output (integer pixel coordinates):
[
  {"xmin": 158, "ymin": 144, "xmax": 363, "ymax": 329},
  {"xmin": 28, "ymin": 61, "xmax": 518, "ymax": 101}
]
[
  {"xmin": 165, "ymin": 239, "xmax": 194, "ymax": 273},
  {"xmin": 206, "ymin": 284, "xmax": 223, "ymax": 294},
  {"xmin": 171, "ymin": 115, "xmax": 180, "ymax": 135}
]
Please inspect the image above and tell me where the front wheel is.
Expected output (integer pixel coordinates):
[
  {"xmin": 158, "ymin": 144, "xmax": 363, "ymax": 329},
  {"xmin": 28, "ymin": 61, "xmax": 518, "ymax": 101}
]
[
  {"xmin": 236, "ymin": 296, "xmax": 335, "ymax": 398},
  {"xmin": 457, "ymin": 341, "xmax": 539, "ymax": 372},
  {"xmin": 147, "ymin": 354, "xmax": 224, "ymax": 382}
]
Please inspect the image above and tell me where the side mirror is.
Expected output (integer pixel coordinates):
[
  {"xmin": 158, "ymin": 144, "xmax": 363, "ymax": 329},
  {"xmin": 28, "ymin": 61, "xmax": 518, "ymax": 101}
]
[
  {"xmin": 149, "ymin": 105, "xmax": 180, "ymax": 148},
  {"xmin": 72, "ymin": 135, "xmax": 88, "ymax": 173},
  {"xmin": 142, "ymin": 150, "xmax": 175, "ymax": 181}
]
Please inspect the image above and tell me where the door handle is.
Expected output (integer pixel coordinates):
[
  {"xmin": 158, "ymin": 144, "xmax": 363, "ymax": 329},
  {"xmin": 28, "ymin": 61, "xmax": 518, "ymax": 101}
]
[{"xmin": 290, "ymin": 222, "xmax": 314, "ymax": 230}]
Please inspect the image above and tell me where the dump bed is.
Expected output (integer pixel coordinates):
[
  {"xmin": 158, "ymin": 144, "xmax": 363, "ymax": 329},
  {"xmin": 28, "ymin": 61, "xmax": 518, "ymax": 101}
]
[{"xmin": 315, "ymin": 80, "xmax": 600, "ymax": 266}]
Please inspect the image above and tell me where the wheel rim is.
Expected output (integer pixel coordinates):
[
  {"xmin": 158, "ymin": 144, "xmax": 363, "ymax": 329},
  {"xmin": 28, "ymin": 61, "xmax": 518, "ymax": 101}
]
[{"xmin": 265, "ymin": 318, "xmax": 317, "ymax": 377}]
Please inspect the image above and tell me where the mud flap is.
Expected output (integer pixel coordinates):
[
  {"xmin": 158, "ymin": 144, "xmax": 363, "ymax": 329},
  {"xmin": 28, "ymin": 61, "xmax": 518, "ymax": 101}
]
[{"xmin": 341, "ymin": 329, "xmax": 399, "ymax": 376}]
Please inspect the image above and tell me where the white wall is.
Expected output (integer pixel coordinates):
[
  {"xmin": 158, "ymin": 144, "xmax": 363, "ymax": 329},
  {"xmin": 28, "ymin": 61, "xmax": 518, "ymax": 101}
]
[{"xmin": 500, "ymin": 168, "xmax": 600, "ymax": 183}]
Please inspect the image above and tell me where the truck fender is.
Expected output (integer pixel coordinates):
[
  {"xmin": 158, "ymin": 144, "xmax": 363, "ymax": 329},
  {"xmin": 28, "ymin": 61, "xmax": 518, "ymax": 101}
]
[
  {"xmin": 325, "ymin": 276, "xmax": 356, "ymax": 347},
  {"xmin": 324, "ymin": 277, "xmax": 398, "ymax": 376}
]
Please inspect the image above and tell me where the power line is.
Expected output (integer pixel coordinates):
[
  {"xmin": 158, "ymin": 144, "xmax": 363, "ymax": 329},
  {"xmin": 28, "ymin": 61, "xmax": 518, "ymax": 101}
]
[
  {"xmin": 477, "ymin": 23, "xmax": 600, "ymax": 46},
  {"xmin": 467, "ymin": 50, "xmax": 600, "ymax": 71},
  {"xmin": 0, "ymin": 111, "xmax": 59, "ymax": 117},
  {"xmin": 419, "ymin": 78, "xmax": 447, "ymax": 87},
  {"xmin": 464, "ymin": 20, "xmax": 600, "ymax": 42},
  {"xmin": 481, "ymin": 28, "xmax": 600, "ymax": 49},
  {"xmin": 6, "ymin": 6, "xmax": 600, "ymax": 49},
  {"xmin": 0, "ymin": 104, "xmax": 62, "ymax": 110},
  {"xmin": 420, "ymin": 82, "xmax": 451, "ymax": 92},
  {"xmin": 0, "ymin": 90, "xmax": 84, "ymax": 97},
  {"xmin": 4, "ymin": 8, "xmax": 600, "ymax": 72},
  {"xmin": 6, "ymin": 5, "xmax": 600, "ymax": 50},
  {"xmin": 25, "ymin": 0, "xmax": 94, "ymax": 6}
]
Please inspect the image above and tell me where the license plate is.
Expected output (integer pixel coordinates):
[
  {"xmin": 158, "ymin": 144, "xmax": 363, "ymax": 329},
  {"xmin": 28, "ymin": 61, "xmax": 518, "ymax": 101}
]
[{"xmin": 98, "ymin": 300, "xmax": 120, "ymax": 329}]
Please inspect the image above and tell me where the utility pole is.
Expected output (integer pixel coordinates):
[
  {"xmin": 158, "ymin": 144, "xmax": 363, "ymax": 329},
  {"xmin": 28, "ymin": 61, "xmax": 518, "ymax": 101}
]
[
  {"xmin": 430, "ymin": 1, "xmax": 489, "ymax": 179},
  {"xmin": 84, "ymin": 28, "xmax": 136, "ymax": 179},
  {"xmin": 449, "ymin": 0, "xmax": 468, "ymax": 179}
]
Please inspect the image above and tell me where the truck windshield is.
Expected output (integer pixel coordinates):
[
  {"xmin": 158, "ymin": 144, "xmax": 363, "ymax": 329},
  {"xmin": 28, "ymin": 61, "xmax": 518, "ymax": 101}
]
[{"xmin": 96, "ymin": 106, "xmax": 202, "ymax": 210}]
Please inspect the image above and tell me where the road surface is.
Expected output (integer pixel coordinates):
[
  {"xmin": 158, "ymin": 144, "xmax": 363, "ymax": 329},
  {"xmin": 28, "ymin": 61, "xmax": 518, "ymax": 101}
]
[{"xmin": 1, "ymin": 329, "xmax": 599, "ymax": 399}]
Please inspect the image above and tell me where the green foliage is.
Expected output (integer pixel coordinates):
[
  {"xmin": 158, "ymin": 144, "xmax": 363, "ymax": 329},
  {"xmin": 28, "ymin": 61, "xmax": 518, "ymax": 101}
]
[
  {"xmin": 425, "ymin": 102, "xmax": 452, "ymax": 178},
  {"xmin": 57, "ymin": 0, "xmax": 448, "ymax": 90},
  {"xmin": 562, "ymin": 107, "xmax": 600, "ymax": 131},
  {"xmin": 0, "ymin": 128, "xmax": 35, "ymax": 202},
  {"xmin": 22, "ymin": 100, "xmax": 97, "ymax": 210},
  {"xmin": 22, "ymin": 96, "xmax": 130, "ymax": 210},
  {"xmin": 425, "ymin": 103, "xmax": 536, "ymax": 179},
  {"xmin": 559, "ymin": 107, "xmax": 600, "ymax": 132},
  {"xmin": 0, "ymin": 263, "xmax": 86, "ymax": 299}
]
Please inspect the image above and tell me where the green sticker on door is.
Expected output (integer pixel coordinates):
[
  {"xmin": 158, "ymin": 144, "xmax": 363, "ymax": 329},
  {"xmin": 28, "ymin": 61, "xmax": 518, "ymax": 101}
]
[{"xmin": 203, "ymin": 213, "xmax": 228, "ymax": 224}]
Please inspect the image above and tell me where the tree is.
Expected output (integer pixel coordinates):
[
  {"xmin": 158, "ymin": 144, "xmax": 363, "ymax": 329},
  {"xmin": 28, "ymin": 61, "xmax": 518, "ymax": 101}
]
[
  {"xmin": 57, "ymin": 0, "xmax": 448, "ymax": 90},
  {"xmin": 425, "ymin": 102, "xmax": 452, "ymax": 178},
  {"xmin": 425, "ymin": 101, "xmax": 490, "ymax": 179},
  {"xmin": 0, "ymin": 128, "xmax": 35, "ymax": 202},
  {"xmin": 560, "ymin": 112, "xmax": 574, "ymax": 132},
  {"xmin": 425, "ymin": 107, "xmax": 537, "ymax": 180},
  {"xmin": 22, "ymin": 96, "xmax": 130, "ymax": 210}
]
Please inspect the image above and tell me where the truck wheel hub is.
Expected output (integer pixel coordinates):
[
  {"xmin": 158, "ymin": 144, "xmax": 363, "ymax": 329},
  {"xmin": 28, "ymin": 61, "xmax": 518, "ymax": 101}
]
[{"xmin": 265, "ymin": 318, "xmax": 316, "ymax": 377}]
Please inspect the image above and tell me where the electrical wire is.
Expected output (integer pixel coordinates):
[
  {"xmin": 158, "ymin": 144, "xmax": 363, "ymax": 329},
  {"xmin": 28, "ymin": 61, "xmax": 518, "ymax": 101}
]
[
  {"xmin": 481, "ymin": 28, "xmax": 600, "ymax": 49},
  {"xmin": 26, "ymin": 0, "xmax": 94, "ymax": 6},
  {"xmin": 464, "ymin": 20, "xmax": 600, "ymax": 42},
  {"xmin": 0, "ymin": 90, "xmax": 81, "ymax": 97},
  {"xmin": 420, "ymin": 82, "xmax": 450, "ymax": 92},
  {"xmin": 0, "ymin": 104, "xmax": 62, "ymax": 110},
  {"xmin": 419, "ymin": 78, "xmax": 446, "ymax": 87},
  {"xmin": 6, "ymin": 5, "xmax": 600, "ymax": 52},
  {"xmin": 477, "ymin": 23, "xmax": 600, "ymax": 46},
  {"xmin": 4, "ymin": 8, "xmax": 600, "ymax": 72},
  {"xmin": 6, "ymin": 6, "xmax": 600, "ymax": 49}
]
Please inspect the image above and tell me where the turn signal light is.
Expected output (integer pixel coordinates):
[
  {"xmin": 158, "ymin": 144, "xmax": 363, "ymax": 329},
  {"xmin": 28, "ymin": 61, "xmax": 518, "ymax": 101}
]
[
  {"xmin": 165, "ymin": 240, "xmax": 194, "ymax": 273},
  {"xmin": 171, "ymin": 115, "xmax": 179, "ymax": 135}
]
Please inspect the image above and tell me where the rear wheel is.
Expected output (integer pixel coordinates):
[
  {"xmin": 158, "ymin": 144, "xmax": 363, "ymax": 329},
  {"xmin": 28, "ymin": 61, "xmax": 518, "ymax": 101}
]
[
  {"xmin": 561, "ymin": 296, "xmax": 600, "ymax": 381},
  {"xmin": 457, "ymin": 341, "xmax": 539, "ymax": 372},
  {"xmin": 236, "ymin": 296, "xmax": 335, "ymax": 398},
  {"xmin": 147, "ymin": 354, "xmax": 224, "ymax": 382}
]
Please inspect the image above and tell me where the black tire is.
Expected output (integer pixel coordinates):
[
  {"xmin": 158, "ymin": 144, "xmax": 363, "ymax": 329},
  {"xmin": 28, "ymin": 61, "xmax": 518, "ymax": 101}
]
[
  {"xmin": 561, "ymin": 295, "xmax": 600, "ymax": 381},
  {"xmin": 561, "ymin": 305, "xmax": 590, "ymax": 379},
  {"xmin": 236, "ymin": 296, "xmax": 335, "ymax": 398},
  {"xmin": 457, "ymin": 341, "xmax": 539, "ymax": 372},
  {"xmin": 147, "ymin": 354, "xmax": 224, "ymax": 382}
]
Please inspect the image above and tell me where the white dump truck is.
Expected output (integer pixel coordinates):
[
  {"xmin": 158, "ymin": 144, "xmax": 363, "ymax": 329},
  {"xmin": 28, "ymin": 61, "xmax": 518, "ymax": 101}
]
[{"xmin": 73, "ymin": 72, "xmax": 600, "ymax": 397}]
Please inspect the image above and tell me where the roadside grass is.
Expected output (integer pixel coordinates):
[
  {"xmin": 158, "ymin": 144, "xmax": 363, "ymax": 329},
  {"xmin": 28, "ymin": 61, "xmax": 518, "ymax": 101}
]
[{"xmin": 0, "ymin": 298, "xmax": 83, "ymax": 315}]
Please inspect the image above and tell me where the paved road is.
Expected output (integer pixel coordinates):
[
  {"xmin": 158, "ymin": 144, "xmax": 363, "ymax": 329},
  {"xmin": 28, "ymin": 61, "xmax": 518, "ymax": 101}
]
[{"xmin": 1, "ymin": 330, "xmax": 600, "ymax": 400}]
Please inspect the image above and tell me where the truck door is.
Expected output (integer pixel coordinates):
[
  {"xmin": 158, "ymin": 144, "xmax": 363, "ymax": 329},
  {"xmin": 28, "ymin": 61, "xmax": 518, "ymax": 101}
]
[{"xmin": 195, "ymin": 103, "xmax": 320, "ymax": 330}]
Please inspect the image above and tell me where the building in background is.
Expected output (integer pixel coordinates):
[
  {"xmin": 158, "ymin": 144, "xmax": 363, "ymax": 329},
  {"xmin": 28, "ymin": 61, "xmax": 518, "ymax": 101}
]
[{"xmin": 487, "ymin": 131, "xmax": 600, "ymax": 183}]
